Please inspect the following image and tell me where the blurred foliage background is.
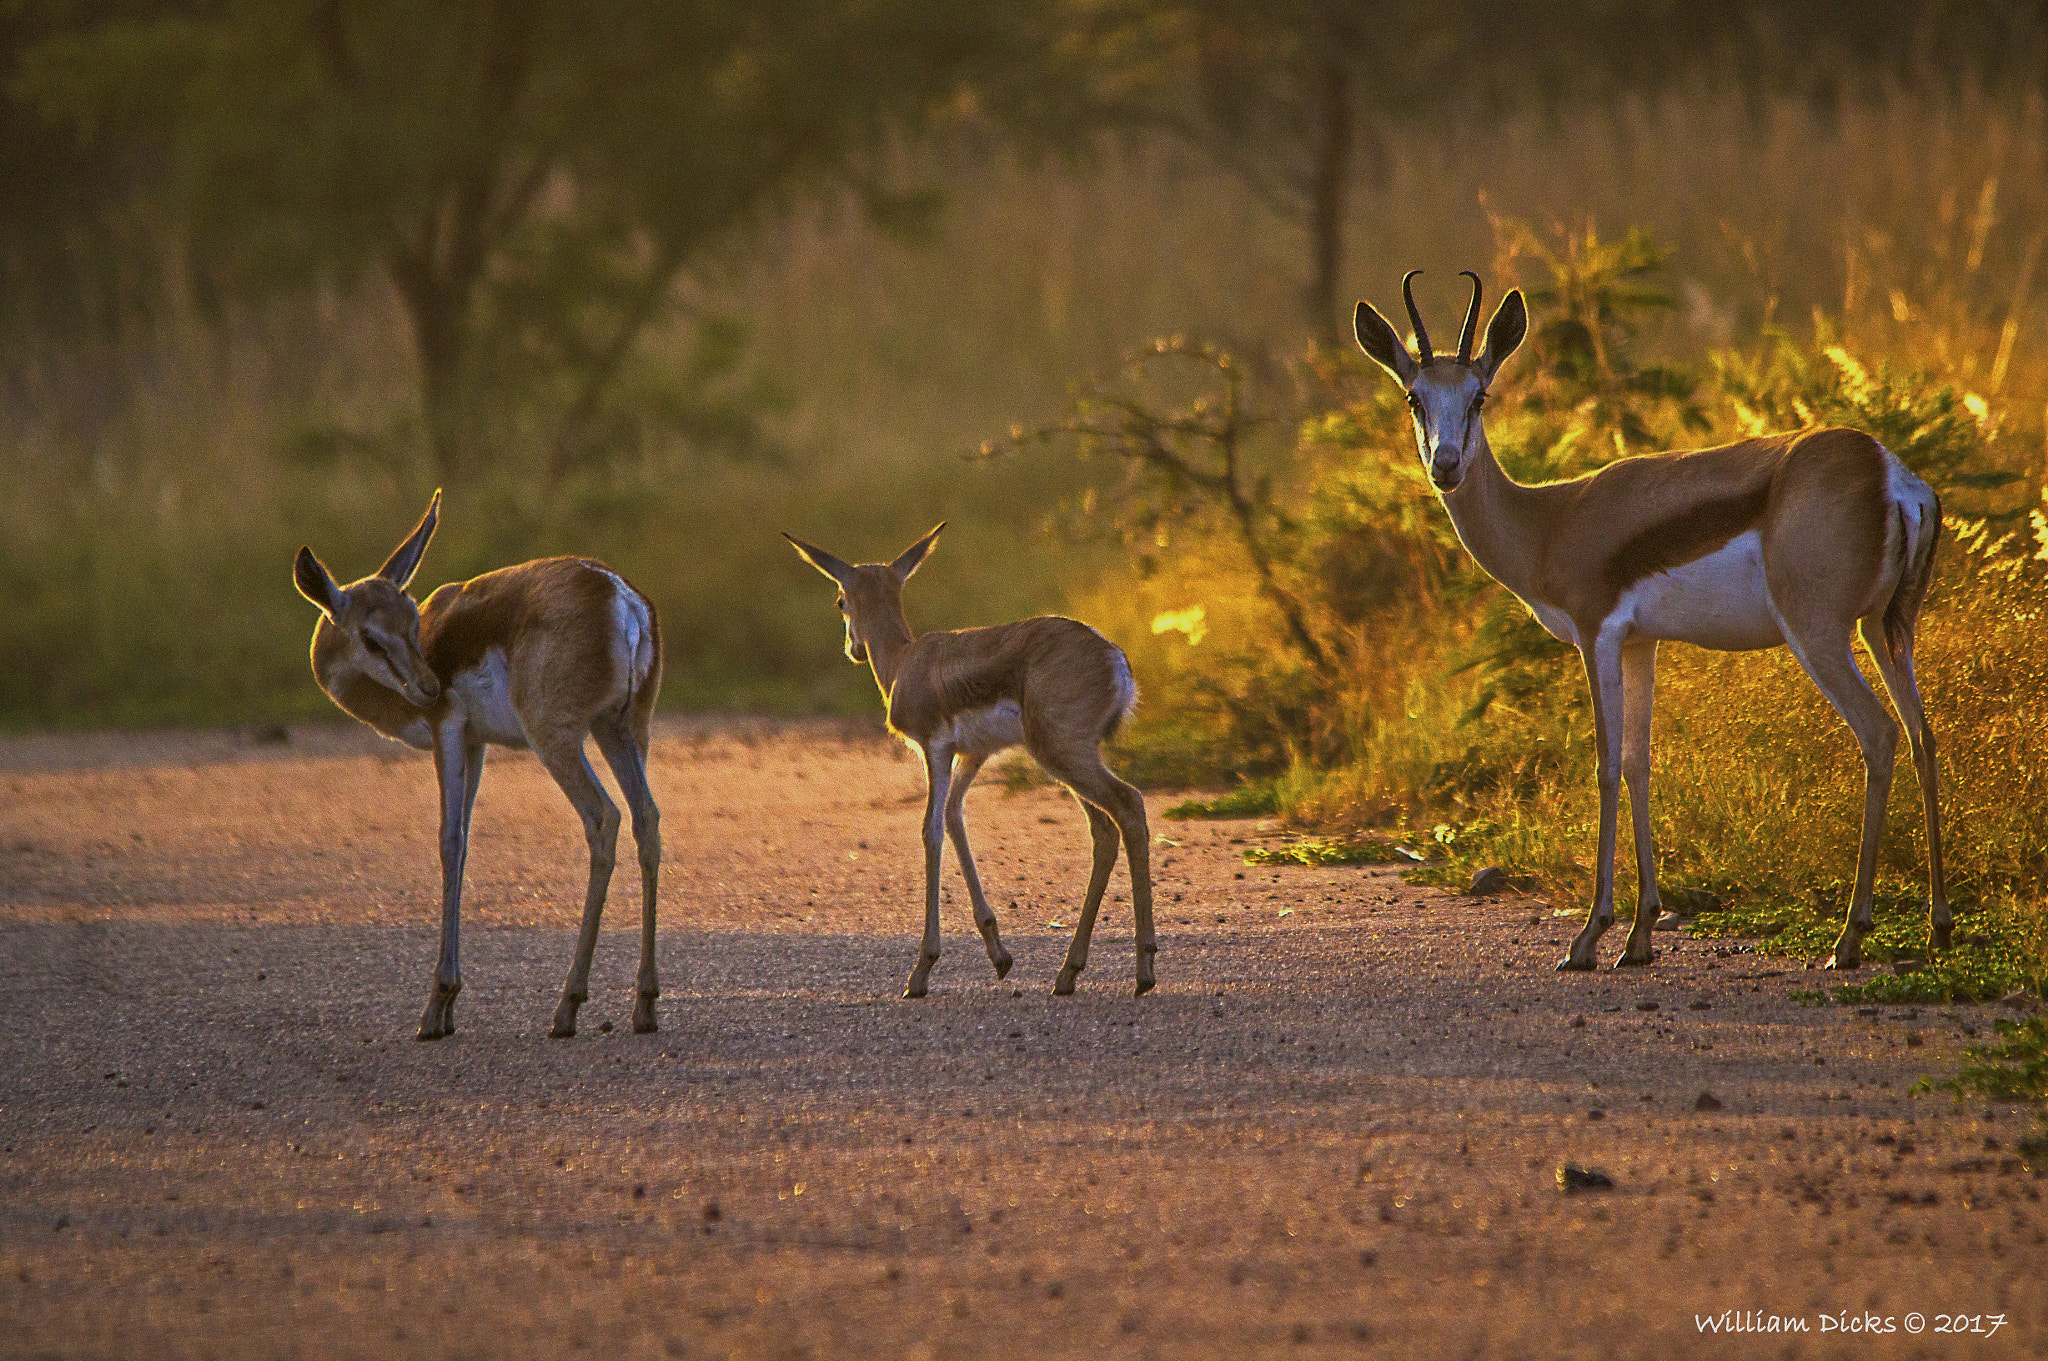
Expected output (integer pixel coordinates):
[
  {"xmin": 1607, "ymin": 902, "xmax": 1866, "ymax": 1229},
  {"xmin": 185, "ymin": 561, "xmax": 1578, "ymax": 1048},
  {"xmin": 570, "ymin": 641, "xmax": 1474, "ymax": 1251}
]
[{"xmin": 7, "ymin": 1, "xmax": 2048, "ymax": 984}]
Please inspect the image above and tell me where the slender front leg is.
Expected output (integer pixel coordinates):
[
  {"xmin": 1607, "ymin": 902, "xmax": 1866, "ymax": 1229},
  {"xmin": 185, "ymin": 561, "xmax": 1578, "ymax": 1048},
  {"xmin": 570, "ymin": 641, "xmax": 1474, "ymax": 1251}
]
[
  {"xmin": 1616, "ymin": 637, "xmax": 1661, "ymax": 967},
  {"xmin": 419, "ymin": 726, "xmax": 479, "ymax": 1040},
  {"xmin": 906, "ymin": 745, "xmax": 953, "ymax": 998},
  {"xmin": 594, "ymin": 720, "xmax": 662, "ymax": 1033},
  {"xmin": 944, "ymin": 752, "xmax": 1012, "ymax": 981},
  {"xmin": 534, "ymin": 732, "xmax": 621, "ymax": 1037},
  {"xmin": 1562, "ymin": 635, "xmax": 1625, "ymax": 971},
  {"xmin": 1055, "ymin": 802, "xmax": 1121, "ymax": 996}
]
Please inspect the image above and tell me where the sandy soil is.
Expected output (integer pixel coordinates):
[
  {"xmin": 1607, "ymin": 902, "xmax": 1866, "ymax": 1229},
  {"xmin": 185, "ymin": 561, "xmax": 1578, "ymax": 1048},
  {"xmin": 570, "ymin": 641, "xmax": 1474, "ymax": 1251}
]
[{"xmin": 1, "ymin": 717, "xmax": 2042, "ymax": 1360}]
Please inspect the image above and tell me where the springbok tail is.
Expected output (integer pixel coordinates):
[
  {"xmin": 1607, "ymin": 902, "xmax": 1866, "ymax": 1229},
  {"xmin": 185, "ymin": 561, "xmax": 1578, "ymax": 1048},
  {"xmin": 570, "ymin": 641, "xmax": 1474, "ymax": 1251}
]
[{"xmin": 1882, "ymin": 493, "xmax": 1940, "ymax": 662}]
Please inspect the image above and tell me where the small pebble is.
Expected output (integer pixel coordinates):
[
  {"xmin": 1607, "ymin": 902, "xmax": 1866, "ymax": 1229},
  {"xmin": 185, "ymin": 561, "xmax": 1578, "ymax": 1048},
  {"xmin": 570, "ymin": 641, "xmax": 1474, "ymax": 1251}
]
[{"xmin": 1694, "ymin": 1092, "xmax": 1723, "ymax": 1111}]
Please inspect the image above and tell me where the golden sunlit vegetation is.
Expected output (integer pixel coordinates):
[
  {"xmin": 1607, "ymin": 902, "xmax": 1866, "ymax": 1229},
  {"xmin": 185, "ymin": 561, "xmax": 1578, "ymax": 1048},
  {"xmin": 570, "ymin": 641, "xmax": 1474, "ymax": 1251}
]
[{"xmin": 1057, "ymin": 194, "xmax": 2048, "ymax": 996}]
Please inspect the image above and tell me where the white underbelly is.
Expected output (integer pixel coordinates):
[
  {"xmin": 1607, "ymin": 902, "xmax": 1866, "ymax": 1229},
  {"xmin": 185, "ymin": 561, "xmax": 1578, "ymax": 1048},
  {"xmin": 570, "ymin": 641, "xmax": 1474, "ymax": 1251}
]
[
  {"xmin": 1619, "ymin": 529, "xmax": 1783, "ymax": 650},
  {"xmin": 453, "ymin": 648, "xmax": 529, "ymax": 747},
  {"xmin": 938, "ymin": 699, "xmax": 1026, "ymax": 757}
]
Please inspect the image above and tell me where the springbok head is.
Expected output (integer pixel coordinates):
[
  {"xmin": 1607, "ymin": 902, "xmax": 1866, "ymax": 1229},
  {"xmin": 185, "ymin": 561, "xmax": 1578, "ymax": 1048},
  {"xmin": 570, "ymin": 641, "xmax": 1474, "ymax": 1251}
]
[
  {"xmin": 293, "ymin": 491, "xmax": 444, "ymax": 708},
  {"xmin": 1354, "ymin": 271, "xmax": 1527, "ymax": 493},
  {"xmin": 784, "ymin": 524, "xmax": 944, "ymax": 665}
]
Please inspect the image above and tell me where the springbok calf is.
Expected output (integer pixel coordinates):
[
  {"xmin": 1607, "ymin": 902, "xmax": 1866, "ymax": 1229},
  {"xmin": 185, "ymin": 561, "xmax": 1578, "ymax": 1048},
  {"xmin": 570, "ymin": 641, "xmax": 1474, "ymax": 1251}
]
[
  {"xmin": 785, "ymin": 525, "xmax": 1157, "ymax": 997},
  {"xmin": 293, "ymin": 492, "xmax": 663, "ymax": 1039},
  {"xmin": 1354, "ymin": 271, "xmax": 1947, "ymax": 970}
]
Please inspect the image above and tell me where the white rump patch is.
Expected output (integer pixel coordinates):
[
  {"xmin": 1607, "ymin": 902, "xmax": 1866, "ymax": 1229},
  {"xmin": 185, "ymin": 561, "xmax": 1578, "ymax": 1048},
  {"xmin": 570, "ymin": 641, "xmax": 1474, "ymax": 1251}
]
[
  {"xmin": 592, "ymin": 565, "xmax": 657, "ymax": 698},
  {"xmin": 1109, "ymin": 646, "xmax": 1139, "ymax": 724}
]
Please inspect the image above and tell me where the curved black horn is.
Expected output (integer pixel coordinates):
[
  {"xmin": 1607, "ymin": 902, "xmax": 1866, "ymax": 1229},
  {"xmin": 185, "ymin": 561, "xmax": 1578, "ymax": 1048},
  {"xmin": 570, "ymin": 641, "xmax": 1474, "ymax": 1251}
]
[
  {"xmin": 1402, "ymin": 270, "xmax": 1433, "ymax": 362},
  {"xmin": 1457, "ymin": 271, "xmax": 1483, "ymax": 363}
]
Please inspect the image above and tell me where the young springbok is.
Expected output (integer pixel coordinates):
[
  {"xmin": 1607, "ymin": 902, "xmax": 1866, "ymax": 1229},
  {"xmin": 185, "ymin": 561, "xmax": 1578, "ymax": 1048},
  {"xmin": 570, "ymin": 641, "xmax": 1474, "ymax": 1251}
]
[
  {"xmin": 1354, "ymin": 271, "xmax": 1947, "ymax": 971},
  {"xmin": 293, "ymin": 491, "xmax": 664, "ymax": 1039},
  {"xmin": 785, "ymin": 525, "xmax": 1157, "ymax": 997}
]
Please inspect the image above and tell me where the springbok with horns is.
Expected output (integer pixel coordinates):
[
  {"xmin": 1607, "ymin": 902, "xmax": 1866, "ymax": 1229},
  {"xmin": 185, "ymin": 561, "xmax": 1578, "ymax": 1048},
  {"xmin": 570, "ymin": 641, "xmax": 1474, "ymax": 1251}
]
[
  {"xmin": 294, "ymin": 492, "xmax": 664, "ymax": 1039},
  {"xmin": 785, "ymin": 525, "xmax": 1157, "ymax": 998},
  {"xmin": 1354, "ymin": 271, "xmax": 1947, "ymax": 970}
]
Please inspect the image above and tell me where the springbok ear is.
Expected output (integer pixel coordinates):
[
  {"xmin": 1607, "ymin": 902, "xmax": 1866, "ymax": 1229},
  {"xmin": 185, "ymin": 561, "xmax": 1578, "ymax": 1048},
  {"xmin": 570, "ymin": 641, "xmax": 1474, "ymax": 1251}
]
[
  {"xmin": 294, "ymin": 547, "xmax": 346, "ymax": 621},
  {"xmin": 1353, "ymin": 301, "xmax": 1420, "ymax": 387},
  {"xmin": 890, "ymin": 522, "xmax": 944, "ymax": 583},
  {"xmin": 783, "ymin": 533, "xmax": 855, "ymax": 587},
  {"xmin": 377, "ymin": 488, "xmax": 440, "ymax": 590},
  {"xmin": 1474, "ymin": 290, "xmax": 1528, "ymax": 386}
]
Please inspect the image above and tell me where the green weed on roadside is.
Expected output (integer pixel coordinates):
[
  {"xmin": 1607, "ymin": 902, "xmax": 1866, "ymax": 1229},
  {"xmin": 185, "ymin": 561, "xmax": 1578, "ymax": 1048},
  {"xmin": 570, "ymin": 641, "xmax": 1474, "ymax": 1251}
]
[{"xmin": 1914, "ymin": 1016, "xmax": 2048, "ymax": 1166}]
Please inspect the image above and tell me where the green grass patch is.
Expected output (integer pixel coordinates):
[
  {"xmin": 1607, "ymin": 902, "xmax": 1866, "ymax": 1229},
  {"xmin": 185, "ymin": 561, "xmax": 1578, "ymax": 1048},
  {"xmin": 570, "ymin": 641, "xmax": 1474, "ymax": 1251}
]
[
  {"xmin": 1683, "ymin": 883, "xmax": 1942, "ymax": 960},
  {"xmin": 1683, "ymin": 888, "xmax": 2044, "ymax": 1005},
  {"xmin": 1164, "ymin": 783, "xmax": 1280, "ymax": 820},
  {"xmin": 1915, "ymin": 1016, "xmax": 2048, "ymax": 1165},
  {"xmin": 1242, "ymin": 836, "xmax": 1425, "ymax": 867}
]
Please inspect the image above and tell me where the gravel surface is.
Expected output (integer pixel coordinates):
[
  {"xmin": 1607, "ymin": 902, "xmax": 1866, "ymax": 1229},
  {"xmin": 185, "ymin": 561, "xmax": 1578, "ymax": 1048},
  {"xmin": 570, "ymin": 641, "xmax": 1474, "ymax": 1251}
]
[{"xmin": 2, "ymin": 718, "xmax": 2042, "ymax": 1359}]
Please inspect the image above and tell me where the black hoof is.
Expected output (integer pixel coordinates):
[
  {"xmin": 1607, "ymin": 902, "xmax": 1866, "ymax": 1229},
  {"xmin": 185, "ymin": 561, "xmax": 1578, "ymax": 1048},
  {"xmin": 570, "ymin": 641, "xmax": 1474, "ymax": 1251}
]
[
  {"xmin": 994, "ymin": 954, "xmax": 1013, "ymax": 981},
  {"xmin": 1556, "ymin": 956, "xmax": 1595, "ymax": 973}
]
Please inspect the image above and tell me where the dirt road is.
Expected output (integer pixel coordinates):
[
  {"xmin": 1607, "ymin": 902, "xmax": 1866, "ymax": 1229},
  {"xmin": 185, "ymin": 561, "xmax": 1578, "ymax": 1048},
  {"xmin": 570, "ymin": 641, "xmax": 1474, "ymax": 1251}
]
[{"xmin": 1, "ymin": 719, "xmax": 2041, "ymax": 1359}]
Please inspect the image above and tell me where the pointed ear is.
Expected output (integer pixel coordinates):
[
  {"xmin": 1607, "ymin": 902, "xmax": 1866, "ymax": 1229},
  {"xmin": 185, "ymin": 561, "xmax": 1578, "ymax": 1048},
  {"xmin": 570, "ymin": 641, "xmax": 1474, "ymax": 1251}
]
[
  {"xmin": 376, "ymin": 488, "xmax": 440, "ymax": 590},
  {"xmin": 1474, "ymin": 290, "xmax": 1528, "ymax": 386},
  {"xmin": 890, "ymin": 522, "xmax": 943, "ymax": 583},
  {"xmin": 294, "ymin": 547, "xmax": 346, "ymax": 621},
  {"xmin": 1354, "ymin": 301, "xmax": 1419, "ymax": 387},
  {"xmin": 783, "ymin": 533, "xmax": 855, "ymax": 587}
]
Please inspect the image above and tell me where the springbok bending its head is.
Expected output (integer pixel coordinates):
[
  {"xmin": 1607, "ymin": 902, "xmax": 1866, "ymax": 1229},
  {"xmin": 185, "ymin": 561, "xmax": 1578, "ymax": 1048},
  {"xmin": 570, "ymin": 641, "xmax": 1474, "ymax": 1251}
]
[{"xmin": 295, "ymin": 493, "xmax": 665, "ymax": 1039}]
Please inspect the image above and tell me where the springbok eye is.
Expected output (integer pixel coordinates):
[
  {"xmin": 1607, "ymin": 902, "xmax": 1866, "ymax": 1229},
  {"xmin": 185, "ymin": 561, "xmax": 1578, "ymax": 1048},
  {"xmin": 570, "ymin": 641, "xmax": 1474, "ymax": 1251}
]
[{"xmin": 1405, "ymin": 393, "xmax": 1420, "ymax": 410}]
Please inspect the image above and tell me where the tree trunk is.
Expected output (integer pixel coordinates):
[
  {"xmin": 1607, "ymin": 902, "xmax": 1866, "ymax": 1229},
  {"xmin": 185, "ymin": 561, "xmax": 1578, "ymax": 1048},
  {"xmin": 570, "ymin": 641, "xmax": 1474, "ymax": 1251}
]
[
  {"xmin": 1306, "ymin": 50, "xmax": 1351, "ymax": 346},
  {"xmin": 389, "ymin": 254, "xmax": 472, "ymax": 485}
]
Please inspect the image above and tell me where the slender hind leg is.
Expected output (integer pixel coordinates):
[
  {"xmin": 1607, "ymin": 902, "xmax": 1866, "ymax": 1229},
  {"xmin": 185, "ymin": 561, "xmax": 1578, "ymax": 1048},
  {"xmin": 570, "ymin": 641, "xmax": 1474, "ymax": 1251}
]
[
  {"xmin": 1046, "ymin": 756, "xmax": 1156, "ymax": 997},
  {"xmin": 944, "ymin": 752, "xmax": 1013, "ymax": 980},
  {"xmin": 533, "ymin": 730, "xmax": 622, "ymax": 1036},
  {"xmin": 1785, "ymin": 630, "xmax": 1900, "ymax": 970},
  {"xmin": 1054, "ymin": 802, "xmax": 1120, "ymax": 995},
  {"xmin": 1859, "ymin": 615, "xmax": 1950, "ymax": 952},
  {"xmin": 594, "ymin": 717, "xmax": 661, "ymax": 1033}
]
